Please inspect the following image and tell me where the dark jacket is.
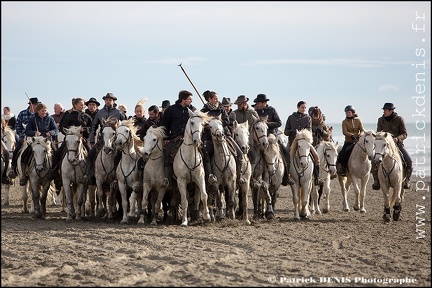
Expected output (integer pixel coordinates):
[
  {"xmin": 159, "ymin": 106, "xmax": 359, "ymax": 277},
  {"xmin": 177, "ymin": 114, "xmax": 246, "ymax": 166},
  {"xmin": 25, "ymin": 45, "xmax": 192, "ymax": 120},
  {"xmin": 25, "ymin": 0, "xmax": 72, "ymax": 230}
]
[
  {"xmin": 255, "ymin": 105, "xmax": 282, "ymax": 136},
  {"xmin": 160, "ymin": 101, "xmax": 197, "ymax": 140},
  {"xmin": 59, "ymin": 110, "xmax": 93, "ymax": 139},
  {"xmin": 284, "ymin": 112, "xmax": 312, "ymax": 148},
  {"xmin": 376, "ymin": 112, "xmax": 407, "ymax": 143},
  {"xmin": 25, "ymin": 114, "xmax": 58, "ymax": 141},
  {"xmin": 89, "ymin": 105, "xmax": 127, "ymax": 143}
]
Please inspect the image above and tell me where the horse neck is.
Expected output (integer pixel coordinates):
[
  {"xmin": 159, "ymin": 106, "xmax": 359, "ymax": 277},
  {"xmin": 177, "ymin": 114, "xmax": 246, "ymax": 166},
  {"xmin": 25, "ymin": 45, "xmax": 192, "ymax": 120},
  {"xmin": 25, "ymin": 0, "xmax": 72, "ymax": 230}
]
[
  {"xmin": 148, "ymin": 139, "xmax": 164, "ymax": 161},
  {"xmin": 352, "ymin": 140, "xmax": 369, "ymax": 162}
]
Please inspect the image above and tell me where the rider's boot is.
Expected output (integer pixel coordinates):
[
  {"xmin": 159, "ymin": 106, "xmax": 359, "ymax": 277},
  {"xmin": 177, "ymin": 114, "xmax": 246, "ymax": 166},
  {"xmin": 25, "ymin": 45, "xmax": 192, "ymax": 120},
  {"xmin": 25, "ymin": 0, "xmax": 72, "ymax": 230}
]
[
  {"xmin": 371, "ymin": 164, "xmax": 380, "ymax": 190},
  {"xmin": 314, "ymin": 163, "xmax": 324, "ymax": 186},
  {"xmin": 403, "ymin": 167, "xmax": 413, "ymax": 189},
  {"xmin": 8, "ymin": 165, "xmax": 17, "ymax": 179},
  {"xmin": 162, "ymin": 165, "xmax": 173, "ymax": 189},
  {"xmin": 80, "ymin": 161, "xmax": 95, "ymax": 185},
  {"xmin": 204, "ymin": 160, "xmax": 217, "ymax": 185}
]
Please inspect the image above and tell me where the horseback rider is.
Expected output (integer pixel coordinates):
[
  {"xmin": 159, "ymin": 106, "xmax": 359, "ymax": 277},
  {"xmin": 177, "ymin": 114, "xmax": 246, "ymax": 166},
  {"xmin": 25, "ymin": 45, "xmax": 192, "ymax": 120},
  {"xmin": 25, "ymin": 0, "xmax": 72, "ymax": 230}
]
[
  {"xmin": 17, "ymin": 103, "xmax": 58, "ymax": 186},
  {"xmin": 284, "ymin": 101, "xmax": 324, "ymax": 186},
  {"xmin": 372, "ymin": 102, "xmax": 413, "ymax": 190},
  {"xmin": 50, "ymin": 98, "xmax": 93, "ymax": 193},
  {"xmin": 159, "ymin": 90, "xmax": 209, "ymax": 189},
  {"xmin": 80, "ymin": 93, "xmax": 127, "ymax": 185},
  {"xmin": 200, "ymin": 91, "xmax": 245, "ymax": 186},
  {"xmin": 233, "ymin": 95, "xmax": 259, "ymax": 164},
  {"xmin": 8, "ymin": 97, "xmax": 41, "ymax": 181},
  {"xmin": 337, "ymin": 105, "xmax": 365, "ymax": 177}
]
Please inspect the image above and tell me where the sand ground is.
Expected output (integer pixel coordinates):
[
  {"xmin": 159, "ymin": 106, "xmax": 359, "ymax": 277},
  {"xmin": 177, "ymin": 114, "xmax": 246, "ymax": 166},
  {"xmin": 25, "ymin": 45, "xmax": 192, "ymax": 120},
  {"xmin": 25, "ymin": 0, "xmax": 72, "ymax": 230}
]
[{"xmin": 1, "ymin": 176, "xmax": 431, "ymax": 287}]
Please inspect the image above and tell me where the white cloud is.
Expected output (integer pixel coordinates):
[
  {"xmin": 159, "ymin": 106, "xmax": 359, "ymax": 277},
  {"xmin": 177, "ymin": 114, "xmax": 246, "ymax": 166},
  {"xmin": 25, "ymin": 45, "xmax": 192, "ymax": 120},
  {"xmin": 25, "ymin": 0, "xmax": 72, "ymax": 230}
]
[{"xmin": 378, "ymin": 84, "xmax": 400, "ymax": 92}]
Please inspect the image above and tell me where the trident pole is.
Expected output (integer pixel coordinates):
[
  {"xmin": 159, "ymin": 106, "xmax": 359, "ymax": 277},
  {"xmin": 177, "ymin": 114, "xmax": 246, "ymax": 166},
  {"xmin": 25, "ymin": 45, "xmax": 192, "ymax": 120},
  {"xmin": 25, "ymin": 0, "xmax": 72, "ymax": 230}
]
[
  {"xmin": 178, "ymin": 63, "xmax": 205, "ymax": 105},
  {"xmin": 25, "ymin": 92, "xmax": 39, "ymax": 133}
]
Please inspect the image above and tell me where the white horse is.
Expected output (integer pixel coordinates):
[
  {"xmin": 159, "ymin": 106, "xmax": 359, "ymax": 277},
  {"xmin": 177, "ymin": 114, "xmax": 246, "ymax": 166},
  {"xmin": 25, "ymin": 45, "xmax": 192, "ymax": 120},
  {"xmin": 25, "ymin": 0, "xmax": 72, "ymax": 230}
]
[
  {"xmin": 95, "ymin": 118, "xmax": 119, "ymax": 221},
  {"xmin": 249, "ymin": 117, "xmax": 270, "ymax": 219},
  {"xmin": 373, "ymin": 131, "xmax": 404, "ymax": 222},
  {"xmin": 61, "ymin": 126, "xmax": 89, "ymax": 222},
  {"xmin": 139, "ymin": 125, "xmax": 168, "ymax": 225},
  {"xmin": 232, "ymin": 120, "xmax": 251, "ymax": 224},
  {"xmin": 309, "ymin": 140, "xmax": 339, "ymax": 214},
  {"xmin": 338, "ymin": 130, "xmax": 376, "ymax": 213},
  {"xmin": 1, "ymin": 125, "xmax": 16, "ymax": 206},
  {"xmin": 173, "ymin": 109, "xmax": 211, "ymax": 226},
  {"xmin": 27, "ymin": 136, "xmax": 54, "ymax": 219},
  {"xmin": 114, "ymin": 119, "xmax": 144, "ymax": 224},
  {"xmin": 208, "ymin": 117, "xmax": 237, "ymax": 221},
  {"xmin": 289, "ymin": 129, "xmax": 314, "ymax": 220},
  {"xmin": 261, "ymin": 133, "xmax": 284, "ymax": 219}
]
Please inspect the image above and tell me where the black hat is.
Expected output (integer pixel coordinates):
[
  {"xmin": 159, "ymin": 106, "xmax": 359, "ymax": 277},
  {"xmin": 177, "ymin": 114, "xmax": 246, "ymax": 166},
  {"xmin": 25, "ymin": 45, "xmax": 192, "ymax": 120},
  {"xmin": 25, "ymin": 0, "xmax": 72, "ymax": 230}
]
[
  {"xmin": 253, "ymin": 94, "xmax": 270, "ymax": 103},
  {"xmin": 382, "ymin": 103, "xmax": 395, "ymax": 110},
  {"xmin": 28, "ymin": 97, "xmax": 41, "ymax": 104},
  {"xmin": 102, "ymin": 92, "xmax": 117, "ymax": 101},
  {"xmin": 233, "ymin": 95, "xmax": 249, "ymax": 104},
  {"xmin": 221, "ymin": 97, "xmax": 232, "ymax": 106},
  {"xmin": 85, "ymin": 97, "xmax": 101, "ymax": 106},
  {"xmin": 160, "ymin": 100, "xmax": 170, "ymax": 108}
]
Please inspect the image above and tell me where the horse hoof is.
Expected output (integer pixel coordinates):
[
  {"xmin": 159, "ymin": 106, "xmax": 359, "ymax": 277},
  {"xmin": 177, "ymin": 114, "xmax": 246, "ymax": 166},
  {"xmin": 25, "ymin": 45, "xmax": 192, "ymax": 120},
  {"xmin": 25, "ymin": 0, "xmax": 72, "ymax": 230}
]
[
  {"xmin": 383, "ymin": 214, "xmax": 391, "ymax": 222},
  {"xmin": 150, "ymin": 219, "xmax": 157, "ymax": 225},
  {"xmin": 120, "ymin": 219, "xmax": 128, "ymax": 225},
  {"xmin": 360, "ymin": 208, "xmax": 366, "ymax": 213},
  {"xmin": 322, "ymin": 208, "xmax": 329, "ymax": 214},
  {"xmin": 265, "ymin": 212, "xmax": 275, "ymax": 220}
]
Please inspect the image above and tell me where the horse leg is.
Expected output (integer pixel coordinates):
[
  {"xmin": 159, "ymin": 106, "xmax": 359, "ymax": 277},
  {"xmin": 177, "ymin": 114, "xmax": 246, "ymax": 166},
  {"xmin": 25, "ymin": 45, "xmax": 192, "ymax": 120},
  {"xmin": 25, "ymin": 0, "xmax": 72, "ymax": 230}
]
[
  {"xmin": 21, "ymin": 185, "xmax": 29, "ymax": 213},
  {"xmin": 76, "ymin": 184, "xmax": 87, "ymax": 220},
  {"xmin": 177, "ymin": 181, "xmax": 189, "ymax": 226},
  {"xmin": 359, "ymin": 176, "xmax": 369, "ymax": 213},
  {"xmin": 226, "ymin": 183, "xmax": 236, "ymax": 220},
  {"xmin": 63, "ymin": 182, "xmax": 75, "ymax": 222},
  {"xmin": 261, "ymin": 182, "xmax": 274, "ymax": 220},
  {"xmin": 30, "ymin": 182, "xmax": 42, "ymax": 219},
  {"xmin": 40, "ymin": 182, "xmax": 51, "ymax": 219},
  {"xmin": 241, "ymin": 181, "xmax": 250, "ymax": 225},
  {"xmin": 291, "ymin": 185, "xmax": 300, "ymax": 220},
  {"xmin": 196, "ymin": 179, "xmax": 210, "ymax": 222},
  {"xmin": 152, "ymin": 188, "xmax": 167, "ymax": 226},
  {"xmin": 213, "ymin": 184, "xmax": 224, "ymax": 221},
  {"xmin": 392, "ymin": 185, "xmax": 403, "ymax": 221},
  {"xmin": 128, "ymin": 191, "xmax": 137, "ymax": 218},
  {"xmin": 3, "ymin": 184, "xmax": 10, "ymax": 206},
  {"xmin": 96, "ymin": 183, "xmax": 105, "ymax": 218},
  {"xmin": 339, "ymin": 177, "xmax": 350, "ymax": 212},
  {"xmin": 118, "ymin": 183, "xmax": 129, "ymax": 224},
  {"xmin": 322, "ymin": 181, "xmax": 331, "ymax": 213},
  {"xmin": 138, "ymin": 184, "xmax": 150, "ymax": 225}
]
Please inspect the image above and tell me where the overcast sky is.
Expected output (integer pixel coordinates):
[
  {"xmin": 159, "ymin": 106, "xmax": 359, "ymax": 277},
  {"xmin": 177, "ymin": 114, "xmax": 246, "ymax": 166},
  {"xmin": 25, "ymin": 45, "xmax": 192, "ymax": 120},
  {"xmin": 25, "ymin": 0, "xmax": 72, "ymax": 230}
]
[{"xmin": 1, "ymin": 1, "xmax": 430, "ymax": 126}]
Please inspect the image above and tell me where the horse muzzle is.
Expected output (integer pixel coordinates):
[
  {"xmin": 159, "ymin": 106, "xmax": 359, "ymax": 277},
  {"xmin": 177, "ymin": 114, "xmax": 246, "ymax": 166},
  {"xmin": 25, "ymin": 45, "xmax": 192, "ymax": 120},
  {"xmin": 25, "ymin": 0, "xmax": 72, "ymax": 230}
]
[{"xmin": 104, "ymin": 147, "xmax": 115, "ymax": 154}]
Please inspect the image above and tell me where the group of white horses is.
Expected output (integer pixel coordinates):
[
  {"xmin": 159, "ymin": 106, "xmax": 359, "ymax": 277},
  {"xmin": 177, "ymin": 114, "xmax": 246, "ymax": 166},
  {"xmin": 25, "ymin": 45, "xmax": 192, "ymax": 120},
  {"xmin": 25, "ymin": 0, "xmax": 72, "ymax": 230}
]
[{"xmin": 1, "ymin": 113, "xmax": 407, "ymax": 225}]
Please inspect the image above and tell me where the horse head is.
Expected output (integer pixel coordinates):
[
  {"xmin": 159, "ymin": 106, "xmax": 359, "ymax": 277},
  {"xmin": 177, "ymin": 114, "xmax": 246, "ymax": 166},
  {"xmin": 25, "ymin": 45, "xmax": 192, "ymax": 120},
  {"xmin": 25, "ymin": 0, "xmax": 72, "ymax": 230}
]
[
  {"xmin": 64, "ymin": 126, "xmax": 84, "ymax": 165},
  {"xmin": 31, "ymin": 136, "xmax": 51, "ymax": 172},
  {"xmin": 291, "ymin": 129, "xmax": 313, "ymax": 169},
  {"xmin": 101, "ymin": 118, "xmax": 119, "ymax": 154},
  {"xmin": 142, "ymin": 126, "xmax": 166, "ymax": 159},
  {"xmin": 233, "ymin": 121, "xmax": 250, "ymax": 154},
  {"xmin": 186, "ymin": 109, "xmax": 209, "ymax": 148},
  {"xmin": 360, "ymin": 130, "xmax": 376, "ymax": 161},
  {"xmin": 250, "ymin": 117, "xmax": 269, "ymax": 150},
  {"xmin": 264, "ymin": 134, "xmax": 282, "ymax": 175},
  {"xmin": 208, "ymin": 117, "xmax": 225, "ymax": 143},
  {"xmin": 321, "ymin": 141, "xmax": 338, "ymax": 176}
]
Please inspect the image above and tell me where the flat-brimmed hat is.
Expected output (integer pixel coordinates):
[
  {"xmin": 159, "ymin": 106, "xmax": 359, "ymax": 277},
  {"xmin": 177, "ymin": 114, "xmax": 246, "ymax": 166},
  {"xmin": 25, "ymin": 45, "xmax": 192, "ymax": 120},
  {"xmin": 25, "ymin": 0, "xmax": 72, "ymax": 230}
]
[
  {"xmin": 160, "ymin": 100, "xmax": 171, "ymax": 108},
  {"xmin": 28, "ymin": 97, "xmax": 41, "ymax": 104},
  {"xmin": 102, "ymin": 92, "xmax": 117, "ymax": 101},
  {"xmin": 221, "ymin": 97, "xmax": 232, "ymax": 106},
  {"xmin": 85, "ymin": 97, "xmax": 101, "ymax": 106},
  {"xmin": 234, "ymin": 95, "xmax": 249, "ymax": 105},
  {"xmin": 253, "ymin": 94, "xmax": 270, "ymax": 103},
  {"xmin": 382, "ymin": 103, "xmax": 395, "ymax": 110}
]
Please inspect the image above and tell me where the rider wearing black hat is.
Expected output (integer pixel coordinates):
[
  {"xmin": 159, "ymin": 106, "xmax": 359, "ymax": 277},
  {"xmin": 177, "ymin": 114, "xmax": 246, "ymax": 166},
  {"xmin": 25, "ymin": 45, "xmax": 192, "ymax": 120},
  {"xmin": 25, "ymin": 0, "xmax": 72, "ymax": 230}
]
[{"xmin": 372, "ymin": 103, "xmax": 413, "ymax": 189}]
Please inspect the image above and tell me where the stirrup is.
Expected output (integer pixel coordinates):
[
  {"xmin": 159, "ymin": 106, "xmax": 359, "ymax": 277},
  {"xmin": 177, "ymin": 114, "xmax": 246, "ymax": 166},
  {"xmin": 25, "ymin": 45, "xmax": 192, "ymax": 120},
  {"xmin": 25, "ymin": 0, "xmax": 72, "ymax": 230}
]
[
  {"xmin": 7, "ymin": 170, "xmax": 17, "ymax": 179},
  {"xmin": 161, "ymin": 178, "xmax": 170, "ymax": 189},
  {"xmin": 314, "ymin": 177, "xmax": 324, "ymax": 186},
  {"xmin": 208, "ymin": 174, "xmax": 217, "ymax": 185},
  {"xmin": 372, "ymin": 182, "xmax": 380, "ymax": 190},
  {"xmin": 403, "ymin": 180, "xmax": 411, "ymax": 189},
  {"xmin": 19, "ymin": 176, "xmax": 28, "ymax": 186}
]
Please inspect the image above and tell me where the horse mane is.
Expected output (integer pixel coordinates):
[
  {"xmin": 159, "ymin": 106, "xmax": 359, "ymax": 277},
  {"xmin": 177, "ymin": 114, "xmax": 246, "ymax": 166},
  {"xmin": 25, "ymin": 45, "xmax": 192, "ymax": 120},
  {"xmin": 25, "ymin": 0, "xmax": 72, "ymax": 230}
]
[
  {"xmin": 119, "ymin": 118, "xmax": 144, "ymax": 152},
  {"xmin": 290, "ymin": 129, "xmax": 312, "ymax": 157},
  {"xmin": 31, "ymin": 136, "xmax": 52, "ymax": 155},
  {"xmin": 376, "ymin": 131, "xmax": 401, "ymax": 162},
  {"xmin": 250, "ymin": 116, "xmax": 267, "ymax": 133},
  {"xmin": 147, "ymin": 125, "xmax": 167, "ymax": 139},
  {"xmin": 65, "ymin": 125, "xmax": 82, "ymax": 136},
  {"xmin": 193, "ymin": 110, "xmax": 212, "ymax": 123},
  {"xmin": 2, "ymin": 126, "xmax": 15, "ymax": 144},
  {"xmin": 103, "ymin": 117, "xmax": 120, "ymax": 130}
]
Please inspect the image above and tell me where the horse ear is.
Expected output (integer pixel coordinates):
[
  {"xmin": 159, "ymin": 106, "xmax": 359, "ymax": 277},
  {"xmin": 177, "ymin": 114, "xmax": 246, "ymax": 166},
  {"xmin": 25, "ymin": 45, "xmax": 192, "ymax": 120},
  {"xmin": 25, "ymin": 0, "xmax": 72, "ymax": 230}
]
[
  {"xmin": 32, "ymin": 136, "xmax": 36, "ymax": 142},
  {"xmin": 233, "ymin": 120, "xmax": 238, "ymax": 130},
  {"xmin": 384, "ymin": 132, "xmax": 387, "ymax": 138},
  {"xmin": 188, "ymin": 108, "xmax": 194, "ymax": 117}
]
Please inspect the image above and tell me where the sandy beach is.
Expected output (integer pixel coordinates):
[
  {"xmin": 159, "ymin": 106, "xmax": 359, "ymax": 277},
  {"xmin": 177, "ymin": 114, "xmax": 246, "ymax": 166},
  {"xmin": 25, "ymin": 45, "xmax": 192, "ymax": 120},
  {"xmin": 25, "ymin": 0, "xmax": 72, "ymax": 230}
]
[{"xmin": 1, "ymin": 176, "xmax": 430, "ymax": 287}]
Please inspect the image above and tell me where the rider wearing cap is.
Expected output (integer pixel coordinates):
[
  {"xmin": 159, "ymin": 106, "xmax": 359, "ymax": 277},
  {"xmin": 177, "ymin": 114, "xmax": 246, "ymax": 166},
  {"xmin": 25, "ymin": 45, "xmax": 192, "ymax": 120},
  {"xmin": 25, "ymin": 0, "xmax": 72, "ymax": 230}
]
[{"xmin": 372, "ymin": 102, "xmax": 413, "ymax": 189}]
